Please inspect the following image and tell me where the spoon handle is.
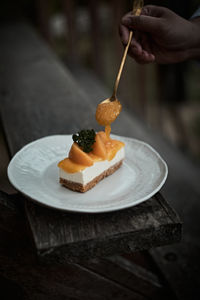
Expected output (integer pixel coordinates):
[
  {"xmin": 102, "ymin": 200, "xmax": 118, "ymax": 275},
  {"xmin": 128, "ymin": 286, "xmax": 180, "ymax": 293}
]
[{"xmin": 111, "ymin": 1, "xmax": 143, "ymax": 100}]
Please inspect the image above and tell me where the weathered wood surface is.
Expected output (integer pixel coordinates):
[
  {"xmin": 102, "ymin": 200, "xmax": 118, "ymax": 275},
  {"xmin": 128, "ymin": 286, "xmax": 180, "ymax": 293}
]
[
  {"xmin": 0, "ymin": 224, "xmax": 173, "ymax": 300},
  {"xmin": 0, "ymin": 190, "xmax": 174, "ymax": 300},
  {"xmin": 0, "ymin": 190, "xmax": 22, "ymax": 234},
  {"xmin": 80, "ymin": 254, "xmax": 173, "ymax": 300},
  {"xmin": 25, "ymin": 192, "xmax": 181, "ymax": 263},
  {"xmin": 0, "ymin": 198, "xmax": 148, "ymax": 300}
]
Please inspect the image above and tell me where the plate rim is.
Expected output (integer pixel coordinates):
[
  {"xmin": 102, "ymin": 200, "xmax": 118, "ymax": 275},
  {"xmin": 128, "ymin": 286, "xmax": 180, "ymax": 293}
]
[{"xmin": 7, "ymin": 134, "xmax": 168, "ymax": 213}]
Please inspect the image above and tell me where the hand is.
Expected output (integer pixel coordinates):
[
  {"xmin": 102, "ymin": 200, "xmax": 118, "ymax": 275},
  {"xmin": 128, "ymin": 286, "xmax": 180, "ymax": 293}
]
[{"xmin": 119, "ymin": 5, "xmax": 200, "ymax": 64}]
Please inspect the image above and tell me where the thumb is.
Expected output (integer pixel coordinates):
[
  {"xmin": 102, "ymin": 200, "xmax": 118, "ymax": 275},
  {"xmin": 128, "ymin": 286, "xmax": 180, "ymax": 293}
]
[{"xmin": 122, "ymin": 15, "xmax": 162, "ymax": 34}]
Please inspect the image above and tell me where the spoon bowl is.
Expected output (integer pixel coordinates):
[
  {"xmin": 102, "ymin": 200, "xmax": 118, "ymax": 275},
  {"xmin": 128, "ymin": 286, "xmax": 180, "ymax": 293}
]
[{"xmin": 101, "ymin": 97, "xmax": 115, "ymax": 104}]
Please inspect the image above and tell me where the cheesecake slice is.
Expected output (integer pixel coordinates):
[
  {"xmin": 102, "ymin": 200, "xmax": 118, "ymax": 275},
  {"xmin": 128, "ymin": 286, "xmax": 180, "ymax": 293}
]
[{"xmin": 58, "ymin": 130, "xmax": 125, "ymax": 193}]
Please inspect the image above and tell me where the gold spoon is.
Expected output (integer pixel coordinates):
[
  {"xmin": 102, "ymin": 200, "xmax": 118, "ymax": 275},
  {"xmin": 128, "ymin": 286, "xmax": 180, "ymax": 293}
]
[
  {"xmin": 99, "ymin": 0, "xmax": 143, "ymax": 105},
  {"xmin": 96, "ymin": 0, "xmax": 144, "ymax": 131}
]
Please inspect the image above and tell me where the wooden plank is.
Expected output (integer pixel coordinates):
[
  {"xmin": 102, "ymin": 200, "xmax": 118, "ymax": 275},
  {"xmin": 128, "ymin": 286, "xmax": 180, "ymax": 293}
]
[
  {"xmin": 0, "ymin": 192, "xmax": 168, "ymax": 298},
  {"xmin": 0, "ymin": 216, "xmax": 148, "ymax": 300},
  {"xmin": 0, "ymin": 119, "xmax": 16, "ymax": 194},
  {"xmin": 0, "ymin": 195, "xmax": 153, "ymax": 299},
  {"xmin": 80, "ymin": 255, "xmax": 175, "ymax": 300},
  {"xmin": 25, "ymin": 193, "xmax": 181, "ymax": 263},
  {"xmin": 0, "ymin": 275, "xmax": 26, "ymax": 300},
  {"xmin": 150, "ymin": 242, "xmax": 200, "ymax": 300},
  {"xmin": 0, "ymin": 192, "xmax": 175, "ymax": 299},
  {"xmin": 0, "ymin": 191, "xmax": 25, "ymax": 235},
  {"xmin": 0, "ymin": 190, "xmax": 18, "ymax": 213},
  {"xmin": 0, "ymin": 195, "xmax": 169, "ymax": 298},
  {"xmin": 150, "ymin": 180, "xmax": 200, "ymax": 300},
  {"xmin": 0, "ymin": 197, "xmax": 150, "ymax": 300}
]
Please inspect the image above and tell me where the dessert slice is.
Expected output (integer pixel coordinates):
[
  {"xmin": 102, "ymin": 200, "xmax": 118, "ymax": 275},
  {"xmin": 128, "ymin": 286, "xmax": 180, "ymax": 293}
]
[{"xmin": 58, "ymin": 130, "xmax": 125, "ymax": 193}]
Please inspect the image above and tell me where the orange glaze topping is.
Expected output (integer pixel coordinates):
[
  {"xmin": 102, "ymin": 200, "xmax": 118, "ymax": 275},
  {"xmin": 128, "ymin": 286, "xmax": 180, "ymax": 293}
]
[
  {"xmin": 58, "ymin": 98, "xmax": 123, "ymax": 174},
  {"xmin": 58, "ymin": 131, "xmax": 124, "ymax": 173}
]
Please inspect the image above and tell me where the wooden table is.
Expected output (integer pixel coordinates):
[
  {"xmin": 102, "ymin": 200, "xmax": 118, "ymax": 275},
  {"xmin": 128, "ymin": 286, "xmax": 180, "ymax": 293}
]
[{"xmin": 0, "ymin": 22, "xmax": 193, "ymax": 299}]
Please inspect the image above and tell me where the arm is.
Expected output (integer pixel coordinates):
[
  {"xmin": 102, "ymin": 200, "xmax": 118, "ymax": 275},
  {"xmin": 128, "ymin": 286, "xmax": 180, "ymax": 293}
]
[{"xmin": 119, "ymin": 5, "xmax": 200, "ymax": 64}]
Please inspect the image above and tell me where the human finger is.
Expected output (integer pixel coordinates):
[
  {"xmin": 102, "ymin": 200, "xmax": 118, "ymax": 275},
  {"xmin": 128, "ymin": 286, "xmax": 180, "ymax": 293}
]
[
  {"xmin": 140, "ymin": 33, "xmax": 154, "ymax": 57},
  {"xmin": 128, "ymin": 48, "xmax": 155, "ymax": 64},
  {"xmin": 119, "ymin": 23, "xmax": 130, "ymax": 45},
  {"xmin": 119, "ymin": 24, "xmax": 143, "ymax": 54},
  {"xmin": 122, "ymin": 14, "xmax": 163, "ymax": 34},
  {"xmin": 141, "ymin": 5, "xmax": 168, "ymax": 18}
]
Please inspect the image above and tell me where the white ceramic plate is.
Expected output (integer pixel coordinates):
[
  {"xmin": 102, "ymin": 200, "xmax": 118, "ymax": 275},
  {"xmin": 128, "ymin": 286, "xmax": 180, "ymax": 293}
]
[{"xmin": 7, "ymin": 134, "xmax": 168, "ymax": 213}]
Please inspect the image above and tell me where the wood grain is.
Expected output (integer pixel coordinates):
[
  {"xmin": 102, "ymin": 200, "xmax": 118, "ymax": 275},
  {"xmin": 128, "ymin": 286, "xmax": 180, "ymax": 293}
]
[
  {"xmin": 0, "ymin": 190, "xmax": 24, "ymax": 234},
  {"xmin": 0, "ymin": 191, "xmax": 172, "ymax": 299},
  {"xmin": 25, "ymin": 193, "xmax": 181, "ymax": 263},
  {"xmin": 0, "ymin": 210, "xmax": 147, "ymax": 300},
  {"xmin": 80, "ymin": 255, "xmax": 173, "ymax": 300}
]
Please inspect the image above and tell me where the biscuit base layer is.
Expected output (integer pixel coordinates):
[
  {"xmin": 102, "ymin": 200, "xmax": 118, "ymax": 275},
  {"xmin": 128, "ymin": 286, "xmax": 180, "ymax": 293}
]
[{"xmin": 60, "ymin": 160, "xmax": 123, "ymax": 193}]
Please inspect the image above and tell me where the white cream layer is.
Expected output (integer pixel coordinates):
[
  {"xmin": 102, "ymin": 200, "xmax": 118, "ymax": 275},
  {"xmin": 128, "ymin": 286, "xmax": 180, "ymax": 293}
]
[{"xmin": 59, "ymin": 147, "xmax": 125, "ymax": 185}]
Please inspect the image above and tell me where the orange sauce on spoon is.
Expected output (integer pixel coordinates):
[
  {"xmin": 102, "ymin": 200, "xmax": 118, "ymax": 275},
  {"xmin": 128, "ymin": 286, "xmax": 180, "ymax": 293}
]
[{"xmin": 95, "ymin": 99, "xmax": 122, "ymax": 137}]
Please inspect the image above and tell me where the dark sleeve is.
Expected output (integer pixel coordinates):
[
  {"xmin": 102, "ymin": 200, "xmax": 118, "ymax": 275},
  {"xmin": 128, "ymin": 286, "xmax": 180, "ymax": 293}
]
[{"xmin": 191, "ymin": 7, "xmax": 200, "ymax": 19}]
